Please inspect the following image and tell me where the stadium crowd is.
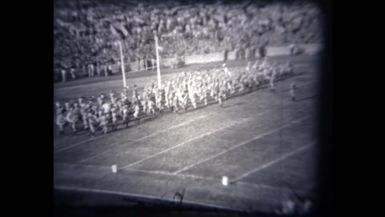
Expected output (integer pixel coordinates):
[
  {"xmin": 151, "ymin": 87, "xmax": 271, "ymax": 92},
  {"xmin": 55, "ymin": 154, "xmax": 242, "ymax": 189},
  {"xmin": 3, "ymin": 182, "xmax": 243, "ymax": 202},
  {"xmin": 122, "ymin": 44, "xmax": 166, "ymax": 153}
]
[
  {"xmin": 54, "ymin": 0, "xmax": 321, "ymax": 81},
  {"xmin": 55, "ymin": 58, "xmax": 295, "ymax": 136}
]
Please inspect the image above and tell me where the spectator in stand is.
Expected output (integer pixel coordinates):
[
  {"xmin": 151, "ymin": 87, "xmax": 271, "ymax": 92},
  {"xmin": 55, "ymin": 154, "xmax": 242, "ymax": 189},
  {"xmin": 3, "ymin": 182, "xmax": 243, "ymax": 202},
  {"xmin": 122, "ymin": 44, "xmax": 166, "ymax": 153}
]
[
  {"xmin": 54, "ymin": 0, "xmax": 321, "ymax": 77},
  {"xmin": 70, "ymin": 68, "xmax": 76, "ymax": 80},
  {"xmin": 96, "ymin": 62, "xmax": 101, "ymax": 77},
  {"xmin": 88, "ymin": 63, "xmax": 94, "ymax": 78},
  {"xmin": 61, "ymin": 69, "xmax": 67, "ymax": 83},
  {"xmin": 107, "ymin": 64, "xmax": 112, "ymax": 75}
]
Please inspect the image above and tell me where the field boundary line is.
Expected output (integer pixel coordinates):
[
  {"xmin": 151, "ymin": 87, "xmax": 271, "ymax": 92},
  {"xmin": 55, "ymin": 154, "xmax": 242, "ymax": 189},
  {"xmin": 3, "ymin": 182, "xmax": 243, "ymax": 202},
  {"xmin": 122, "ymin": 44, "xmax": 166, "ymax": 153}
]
[
  {"xmin": 56, "ymin": 162, "xmax": 308, "ymax": 195},
  {"xmin": 173, "ymin": 115, "xmax": 311, "ymax": 175},
  {"xmin": 231, "ymin": 143, "xmax": 315, "ymax": 183},
  {"xmin": 120, "ymin": 118, "xmax": 250, "ymax": 170},
  {"xmin": 55, "ymin": 162, "xmax": 289, "ymax": 192},
  {"xmin": 54, "ymin": 185, "xmax": 239, "ymax": 212},
  {"xmin": 121, "ymin": 168, "xmax": 287, "ymax": 192}
]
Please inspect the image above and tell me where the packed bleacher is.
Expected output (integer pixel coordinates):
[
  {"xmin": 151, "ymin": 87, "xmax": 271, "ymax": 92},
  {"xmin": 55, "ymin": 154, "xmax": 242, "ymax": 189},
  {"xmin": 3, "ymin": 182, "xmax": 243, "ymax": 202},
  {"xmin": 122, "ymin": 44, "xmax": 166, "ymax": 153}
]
[{"xmin": 54, "ymin": 0, "xmax": 322, "ymax": 81}]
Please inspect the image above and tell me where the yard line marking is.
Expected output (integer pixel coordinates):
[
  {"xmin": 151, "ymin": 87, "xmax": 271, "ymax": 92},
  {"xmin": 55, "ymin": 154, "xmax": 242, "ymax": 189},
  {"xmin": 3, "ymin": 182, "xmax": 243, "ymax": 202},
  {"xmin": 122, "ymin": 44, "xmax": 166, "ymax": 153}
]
[
  {"xmin": 55, "ymin": 162, "xmax": 111, "ymax": 169},
  {"xmin": 120, "ymin": 167, "xmax": 219, "ymax": 182},
  {"xmin": 55, "ymin": 162, "xmax": 216, "ymax": 182},
  {"xmin": 75, "ymin": 99, "xmax": 305, "ymax": 163},
  {"xmin": 231, "ymin": 143, "xmax": 315, "ymax": 183},
  {"xmin": 55, "ymin": 162, "xmax": 293, "ymax": 193},
  {"xmin": 77, "ymin": 114, "xmax": 207, "ymax": 163},
  {"xmin": 120, "ymin": 168, "xmax": 288, "ymax": 192},
  {"xmin": 173, "ymin": 115, "xmax": 311, "ymax": 175},
  {"xmin": 55, "ymin": 79, "xmax": 315, "ymax": 155},
  {"xmin": 121, "ymin": 168, "xmax": 288, "ymax": 192},
  {"xmin": 54, "ymin": 185, "xmax": 238, "ymax": 212},
  {"xmin": 54, "ymin": 137, "xmax": 100, "ymax": 153},
  {"xmin": 55, "ymin": 115, "xmax": 207, "ymax": 156},
  {"xmin": 120, "ymin": 118, "xmax": 250, "ymax": 170}
]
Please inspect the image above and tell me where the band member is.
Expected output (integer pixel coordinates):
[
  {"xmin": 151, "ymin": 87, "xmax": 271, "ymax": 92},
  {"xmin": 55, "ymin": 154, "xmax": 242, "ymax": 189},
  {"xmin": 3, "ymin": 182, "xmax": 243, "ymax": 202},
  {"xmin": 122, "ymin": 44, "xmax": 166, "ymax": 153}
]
[
  {"xmin": 132, "ymin": 84, "xmax": 139, "ymax": 103},
  {"xmin": 65, "ymin": 105, "xmax": 80, "ymax": 134},
  {"xmin": 131, "ymin": 99, "xmax": 139, "ymax": 117},
  {"xmin": 99, "ymin": 112, "xmax": 109, "ymax": 134},
  {"xmin": 87, "ymin": 110, "xmax": 98, "ymax": 136},
  {"xmin": 188, "ymin": 83, "xmax": 197, "ymax": 109},
  {"xmin": 155, "ymin": 89, "xmax": 163, "ymax": 112},
  {"xmin": 56, "ymin": 111, "xmax": 66, "ymax": 135},
  {"xmin": 78, "ymin": 97, "xmax": 89, "ymax": 130},
  {"xmin": 110, "ymin": 91, "xmax": 118, "ymax": 105},
  {"xmin": 55, "ymin": 101, "xmax": 64, "ymax": 115},
  {"xmin": 147, "ymin": 97, "xmax": 156, "ymax": 116}
]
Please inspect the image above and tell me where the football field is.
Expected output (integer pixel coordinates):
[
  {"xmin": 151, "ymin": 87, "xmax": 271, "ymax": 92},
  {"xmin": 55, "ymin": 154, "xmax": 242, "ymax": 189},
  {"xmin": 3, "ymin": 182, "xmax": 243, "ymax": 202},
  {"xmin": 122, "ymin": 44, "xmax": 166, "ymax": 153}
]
[{"xmin": 54, "ymin": 54, "xmax": 320, "ymax": 214}]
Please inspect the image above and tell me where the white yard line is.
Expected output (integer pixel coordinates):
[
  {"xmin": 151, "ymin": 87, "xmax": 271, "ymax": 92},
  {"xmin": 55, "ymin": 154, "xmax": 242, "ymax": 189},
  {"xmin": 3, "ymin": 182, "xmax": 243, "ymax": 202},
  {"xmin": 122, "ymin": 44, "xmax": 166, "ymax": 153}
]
[
  {"xmin": 65, "ymin": 106, "xmax": 268, "ymax": 163},
  {"xmin": 122, "ymin": 168, "xmax": 288, "ymax": 191},
  {"xmin": 120, "ymin": 167, "xmax": 286, "ymax": 192},
  {"xmin": 66, "ymin": 115, "xmax": 206, "ymax": 163},
  {"xmin": 230, "ymin": 143, "xmax": 315, "ymax": 183},
  {"xmin": 120, "ymin": 118, "xmax": 251, "ymax": 170},
  {"xmin": 55, "ymin": 115, "xmax": 206, "ymax": 154},
  {"xmin": 54, "ymin": 79, "xmax": 316, "ymax": 155},
  {"xmin": 55, "ymin": 163, "xmax": 287, "ymax": 194},
  {"xmin": 55, "ymin": 162, "xmax": 112, "ymax": 169},
  {"xmin": 173, "ymin": 116, "xmax": 310, "ymax": 175},
  {"xmin": 54, "ymin": 137, "xmax": 101, "ymax": 154}
]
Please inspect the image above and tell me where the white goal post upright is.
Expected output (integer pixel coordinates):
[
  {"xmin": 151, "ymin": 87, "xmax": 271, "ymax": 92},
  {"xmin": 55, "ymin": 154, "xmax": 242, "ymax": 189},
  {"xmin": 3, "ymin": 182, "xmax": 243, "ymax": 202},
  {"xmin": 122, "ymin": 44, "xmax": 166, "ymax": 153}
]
[
  {"xmin": 154, "ymin": 33, "xmax": 161, "ymax": 89},
  {"xmin": 116, "ymin": 41, "xmax": 127, "ymax": 89}
]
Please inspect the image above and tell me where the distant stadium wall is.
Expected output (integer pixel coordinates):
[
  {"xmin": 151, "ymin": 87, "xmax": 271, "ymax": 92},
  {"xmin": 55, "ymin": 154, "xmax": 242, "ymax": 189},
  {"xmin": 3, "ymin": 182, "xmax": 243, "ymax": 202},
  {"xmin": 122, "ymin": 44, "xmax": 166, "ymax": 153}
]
[
  {"xmin": 184, "ymin": 52, "xmax": 225, "ymax": 65},
  {"xmin": 265, "ymin": 43, "xmax": 323, "ymax": 57},
  {"xmin": 125, "ymin": 43, "xmax": 322, "ymax": 73}
]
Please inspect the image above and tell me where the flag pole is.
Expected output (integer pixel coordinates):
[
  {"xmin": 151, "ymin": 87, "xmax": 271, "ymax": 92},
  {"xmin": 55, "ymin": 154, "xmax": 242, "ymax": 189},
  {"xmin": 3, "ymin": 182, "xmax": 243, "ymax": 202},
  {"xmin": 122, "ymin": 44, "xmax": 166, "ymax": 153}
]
[
  {"xmin": 117, "ymin": 41, "xmax": 127, "ymax": 89},
  {"xmin": 154, "ymin": 32, "xmax": 161, "ymax": 89}
]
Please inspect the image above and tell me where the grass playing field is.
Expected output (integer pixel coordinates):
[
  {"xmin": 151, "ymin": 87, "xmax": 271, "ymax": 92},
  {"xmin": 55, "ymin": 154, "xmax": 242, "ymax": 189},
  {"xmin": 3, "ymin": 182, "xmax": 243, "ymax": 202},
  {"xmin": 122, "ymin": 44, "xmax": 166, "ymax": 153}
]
[{"xmin": 54, "ymin": 54, "xmax": 320, "ymax": 214}]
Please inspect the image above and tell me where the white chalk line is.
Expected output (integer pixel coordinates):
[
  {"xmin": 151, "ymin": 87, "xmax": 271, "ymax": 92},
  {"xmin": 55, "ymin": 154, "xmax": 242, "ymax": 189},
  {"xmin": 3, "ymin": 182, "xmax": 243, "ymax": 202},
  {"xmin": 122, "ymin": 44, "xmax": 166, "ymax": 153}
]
[
  {"xmin": 54, "ymin": 75, "xmax": 316, "ymax": 154},
  {"xmin": 55, "ymin": 114, "xmax": 206, "ymax": 154},
  {"xmin": 120, "ymin": 118, "xmax": 251, "ymax": 170},
  {"xmin": 55, "ymin": 137, "xmax": 101, "ymax": 154},
  {"xmin": 173, "ymin": 115, "xmax": 311, "ymax": 175},
  {"xmin": 55, "ymin": 78, "xmax": 315, "ymax": 155},
  {"xmin": 119, "ymin": 106, "xmax": 306, "ymax": 171},
  {"xmin": 76, "ymin": 115, "xmax": 207, "ymax": 163},
  {"xmin": 120, "ymin": 167, "xmax": 287, "ymax": 192},
  {"xmin": 231, "ymin": 142, "xmax": 315, "ymax": 183},
  {"xmin": 64, "ymin": 105, "xmax": 271, "ymax": 165},
  {"xmin": 55, "ymin": 162, "xmax": 289, "ymax": 193},
  {"xmin": 55, "ymin": 162, "xmax": 111, "ymax": 169},
  {"xmin": 57, "ymin": 108, "xmax": 271, "ymax": 170}
]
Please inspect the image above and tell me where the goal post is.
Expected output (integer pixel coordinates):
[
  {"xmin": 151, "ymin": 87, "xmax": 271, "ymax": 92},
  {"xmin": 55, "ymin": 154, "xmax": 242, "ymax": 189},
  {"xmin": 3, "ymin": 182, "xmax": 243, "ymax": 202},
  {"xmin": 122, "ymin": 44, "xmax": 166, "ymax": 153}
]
[{"xmin": 154, "ymin": 32, "xmax": 162, "ymax": 89}]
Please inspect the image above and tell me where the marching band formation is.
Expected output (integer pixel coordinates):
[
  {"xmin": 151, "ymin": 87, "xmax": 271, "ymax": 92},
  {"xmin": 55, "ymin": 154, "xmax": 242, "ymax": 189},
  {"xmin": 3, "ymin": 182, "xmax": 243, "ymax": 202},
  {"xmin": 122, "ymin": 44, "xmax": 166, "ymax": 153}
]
[{"xmin": 55, "ymin": 59, "xmax": 295, "ymax": 136}]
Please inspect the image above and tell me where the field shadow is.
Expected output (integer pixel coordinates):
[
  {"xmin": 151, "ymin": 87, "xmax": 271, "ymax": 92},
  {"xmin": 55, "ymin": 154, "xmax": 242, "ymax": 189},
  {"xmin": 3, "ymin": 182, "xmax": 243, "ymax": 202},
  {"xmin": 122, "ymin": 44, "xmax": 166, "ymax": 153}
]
[
  {"xmin": 296, "ymin": 95, "xmax": 317, "ymax": 102},
  {"xmin": 221, "ymin": 102, "xmax": 246, "ymax": 109}
]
